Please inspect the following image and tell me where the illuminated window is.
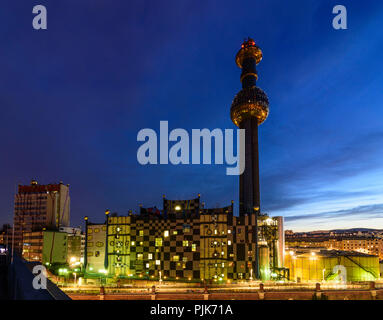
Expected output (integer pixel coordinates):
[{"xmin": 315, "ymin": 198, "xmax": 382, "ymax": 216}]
[
  {"xmin": 173, "ymin": 231, "xmax": 178, "ymax": 235},
  {"xmin": 172, "ymin": 255, "xmax": 179, "ymax": 262},
  {"xmin": 148, "ymin": 253, "xmax": 153, "ymax": 260},
  {"xmin": 155, "ymin": 260, "xmax": 160, "ymax": 265},
  {"xmin": 139, "ymin": 230, "xmax": 144, "ymax": 236},
  {"xmin": 94, "ymin": 228, "xmax": 100, "ymax": 233},
  {"xmin": 182, "ymin": 257, "xmax": 188, "ymax": 262},
  {"xmin": 88, "ymin": 229, "xmax": 93, "ymax": 234},
  {"xmin": 102, "ymin": 226, "xmax": 107, "ymax": 231},
  {"xmin": 228, "ymin": 240, "xmax": 232, "ymax": 245},
  {"xmin": 87, "ymin": 235, "xmax": 93, "ymax": 241},
  {"xmin": 192, "ymin": 244, "xmax": 197, "ymax": 252},
  {"xmin": 137, "ymin": 254, "xmax": 143, "ymax": 260},
  {"xmin": 164, "ymin": 231, "xmax": 169, "ymax": 237},
  {"xmin": 139, "ymin": 241, "xmax": 143, "ymax": 246},
  {"xmin": 155, "ymin": 238, "xmax": 163, "ymax": 246},
  {"xmin": 131, "ymin": 241, "xmax": 135, "ymax": 246},
  {"xmin": 146, "ymin": 263, "xmax": 149, "ymax": 268},
  {"xmin": 183, "ymin": 240, "xmax": 189, "ymax": 247},
  {"xmin": 214, "ymin": 229, "xmax": 218, "ymax": 235}
]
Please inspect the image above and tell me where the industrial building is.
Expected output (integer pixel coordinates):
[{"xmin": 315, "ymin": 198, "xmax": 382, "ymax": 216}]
[
  {"xmin": 285, "ymin": 248, "xmax": 380, "ymax": 282},
  {"xmin": 83, "ymin": 39, "xmax": 285, "ymax": 282},
  {"xmin": 84, "ymin": 195, "xmax": 285, "ymax": 282}
]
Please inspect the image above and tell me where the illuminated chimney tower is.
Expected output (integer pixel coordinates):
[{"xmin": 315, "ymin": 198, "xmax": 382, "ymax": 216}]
[{"xmin": 230, "ymin": 38, "xmax": 269, "ymax": 278}]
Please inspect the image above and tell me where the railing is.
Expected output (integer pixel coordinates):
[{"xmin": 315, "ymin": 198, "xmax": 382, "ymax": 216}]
[{"xmin": 7, "ymin": 252, "xmax": 71, "ymax": 300}]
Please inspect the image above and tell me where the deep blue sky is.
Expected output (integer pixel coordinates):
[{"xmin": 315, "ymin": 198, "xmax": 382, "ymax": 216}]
[{"xmin": 1, "ymin": 1, "xmax": 383, "ymax": 231}]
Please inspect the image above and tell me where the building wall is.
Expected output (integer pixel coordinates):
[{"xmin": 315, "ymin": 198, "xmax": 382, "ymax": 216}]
[
  {"xmin": 86, "ymin": 224, "xmax": 107, "ymax": 273},
  {"xmin": 67, "ymin": 234, "xmax": 82, "ymax": 265},
  {"xmin": 106, "ymin": 214, "xmax": 201, "ymax": 280},
  {"xmin": 286, "ymin": 237, "xmax": 383, "ymax": 259},
  {"xmin": 22, "ymin": 230, "xmax": 68, "ymax": 265},
  {"xmin": 13, "ymin": 181, "xmax": 70, "ymax": 252},
  {"xmin": 22, "ymin": 231, "xmax": 43, "ymax": 262},
  {"xmin": 200, "ymin": 209, "xmax": 230, "ymax": 281},
  {"xmin": 42, "ymin": 231, "xmax": 68, "ymax": 265},
  {"xmin": 107, "ymin": 216, "xmax": 131, "ymax": 277},
  {"xmin": 285, "ymin": 252, "xmax": 380, "ymax": 282},
  {"xmin": 85, "ymin": 204, "xmax": 284, "ymax": 281}
]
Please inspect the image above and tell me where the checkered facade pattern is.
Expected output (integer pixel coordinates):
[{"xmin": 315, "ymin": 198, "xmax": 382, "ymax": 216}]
[{"xmin": 84, "ymin": 196, "xmax": 283, "ymax": 281}]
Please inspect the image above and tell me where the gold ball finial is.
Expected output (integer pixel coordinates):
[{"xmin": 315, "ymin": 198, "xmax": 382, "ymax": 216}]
[
  {"xmin": 230, "ymin": 86, "xmax": 269, "ymax": 127},
  {"xmin": 235, "ymin": 38, "xmax": 263, "ymax": 68},
  {"xmin": 231, "ymin": 38, "xmax": 269, "ymax": 127}
]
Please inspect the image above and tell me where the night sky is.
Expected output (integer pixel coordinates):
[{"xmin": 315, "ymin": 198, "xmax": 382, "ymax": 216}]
[{"xmin": 1, "ymin": 1, "xmax": 383, "ymax": 232}]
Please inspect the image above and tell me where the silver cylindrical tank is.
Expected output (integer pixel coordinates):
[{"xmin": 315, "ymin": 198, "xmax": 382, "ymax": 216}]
[{"xmin": 259, "ymin": 245, "xmax": 270, "ymax": 281}]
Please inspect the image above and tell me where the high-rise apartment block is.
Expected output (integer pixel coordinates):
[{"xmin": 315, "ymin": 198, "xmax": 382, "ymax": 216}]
[{"xmin": 13, "ymin": 180, "xmax": 70, "ymax": 252}]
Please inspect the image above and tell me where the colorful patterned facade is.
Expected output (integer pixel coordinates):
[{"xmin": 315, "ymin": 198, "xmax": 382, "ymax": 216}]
[{"xmin": 84, "ymin": 196, "xmax": 284, "ymax": 281}]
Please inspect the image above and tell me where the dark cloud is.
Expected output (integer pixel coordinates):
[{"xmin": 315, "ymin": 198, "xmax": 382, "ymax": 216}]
[{"xmin": 261, "ymin": 131, "xmax": 383, "ymax": 213}]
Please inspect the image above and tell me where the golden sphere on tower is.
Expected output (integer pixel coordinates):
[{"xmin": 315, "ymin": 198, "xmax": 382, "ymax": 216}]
[
  {"xmin": 235, "ymin": 38, "xmax": 263, "ymax": 68},
  {"xmin": 231, "ymin": 38, "xmax": 269, "ymax": 127},
  {"xmin": 230, "ymin": 86, "xmax": 269, "ymax": 127}
]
